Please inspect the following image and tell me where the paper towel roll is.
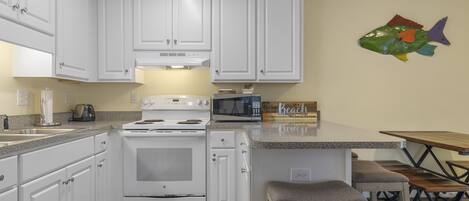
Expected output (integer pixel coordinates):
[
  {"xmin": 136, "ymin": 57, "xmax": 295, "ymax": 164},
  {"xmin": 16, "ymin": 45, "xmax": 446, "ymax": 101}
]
[{"xmin": 40, "ymin": 88, "xmax": 53, "ymax": 124}]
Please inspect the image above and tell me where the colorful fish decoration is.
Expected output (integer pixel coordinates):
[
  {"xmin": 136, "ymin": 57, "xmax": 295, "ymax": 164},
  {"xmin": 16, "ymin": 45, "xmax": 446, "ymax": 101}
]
[{"xmin": 359, "ymin": 15, "xmax": 450, "ymax": 62}]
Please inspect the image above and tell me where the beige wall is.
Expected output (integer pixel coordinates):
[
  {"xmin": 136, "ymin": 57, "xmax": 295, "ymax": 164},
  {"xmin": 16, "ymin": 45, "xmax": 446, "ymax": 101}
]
[{"xmin": 0, "ymin": 0, "xmax": 468, "ymax": 162}]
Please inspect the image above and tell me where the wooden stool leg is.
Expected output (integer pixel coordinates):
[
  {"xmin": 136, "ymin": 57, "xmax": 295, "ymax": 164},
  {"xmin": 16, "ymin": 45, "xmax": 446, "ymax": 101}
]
[
  {"xmin": 400, "ymin": 183, "xmax": 410, "ymax": 201},
  {"xmin": 370, "ymin": 191, "xmax": 378, "ymax": 201}
]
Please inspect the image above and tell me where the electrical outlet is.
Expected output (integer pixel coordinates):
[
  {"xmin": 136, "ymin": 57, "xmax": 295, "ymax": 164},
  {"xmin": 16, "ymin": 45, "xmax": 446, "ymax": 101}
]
[
  {"xmin": 290, "ymin": 168, "xmax": 311, "ymax": 182},
  {"xmin": 16, "ymin": 89, "xmax": 29, "ymax": 106}
]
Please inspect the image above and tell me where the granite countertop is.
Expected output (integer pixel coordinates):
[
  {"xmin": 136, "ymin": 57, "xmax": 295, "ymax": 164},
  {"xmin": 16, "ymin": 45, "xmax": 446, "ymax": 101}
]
[
  {"xmin": 208, "ymin": 121, "xmax": 406, "ymax": 149},
  {"xmin": 0, "ymin": 120, "xmax": 130, "ymax": 159}
]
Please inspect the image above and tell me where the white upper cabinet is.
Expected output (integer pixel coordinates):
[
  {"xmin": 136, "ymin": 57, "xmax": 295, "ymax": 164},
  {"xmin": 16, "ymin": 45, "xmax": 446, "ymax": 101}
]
[
  {"xmin": 211, "ymin": 0, "xmax": 256, "ymax": 81},
  {"xmin": 134, "ymin": 0, "xmax": 172, "ymax": 50},
  {"xmin": 134, "ymin": 0, "xmax": 211, "ymax": 51},
  {"xmin": 257, "ymin": 0, "xmax": 302, "ymax": 82},
  {"xmin": 56, "ymin": 0, "xmax": 95, "ymax": 80},
  {"xmin": 0, "ymin": 0, "xmax": 18, "ymax": 21},
  {"xmin": 172, "ymin": 0, "xmax": 211, "ymax": 50},
  {"xmin": 19, "ymin": 0, "xmax": 55, "ymax": 35},
  {"xmin": 98, "ymin": 0, "xmax": 132, "ymax": 80},
  {"xmin": 0, "ymin": 0, "xmax": 55, "ymax": 53}
]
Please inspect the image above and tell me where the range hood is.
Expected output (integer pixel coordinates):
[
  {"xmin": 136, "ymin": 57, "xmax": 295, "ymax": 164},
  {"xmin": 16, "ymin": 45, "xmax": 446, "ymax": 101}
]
[{"xmin": 135, "ymin": 52, "xmax": 210, "ymax": 70}]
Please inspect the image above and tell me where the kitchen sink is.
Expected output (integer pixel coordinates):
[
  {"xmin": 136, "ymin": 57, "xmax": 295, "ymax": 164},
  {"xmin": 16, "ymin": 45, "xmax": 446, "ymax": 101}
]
[
  {"xmin": 0, "ymin": 134, "xmax": 48, "ymax": 143},
  {"xmin": 3, "ymin": 128, "xmax": 77, "ymax": 135}
]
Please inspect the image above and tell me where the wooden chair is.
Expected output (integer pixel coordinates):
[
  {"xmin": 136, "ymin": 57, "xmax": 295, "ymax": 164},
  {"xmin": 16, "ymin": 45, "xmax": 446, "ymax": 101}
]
[
  {"xmin": 352, "ymin": 160, "xmax": 410, "ymax": 201},
  {"xmin": 266, "ymin": 180, "xmax": 367, "ymax": 201}
]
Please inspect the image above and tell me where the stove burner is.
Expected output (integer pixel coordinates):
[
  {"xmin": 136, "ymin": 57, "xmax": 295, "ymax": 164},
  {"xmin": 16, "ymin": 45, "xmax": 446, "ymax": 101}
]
[
  {"xmin": 143, "ymin": 119, "xmax": 165, "ymax": 123},
  {"xmin": 177, "ymin": 120, "xmax": 202, "ymax": 124},
  {"xmin": 135, "ymin": 121, "xmax": 153, "ymax": 125}
]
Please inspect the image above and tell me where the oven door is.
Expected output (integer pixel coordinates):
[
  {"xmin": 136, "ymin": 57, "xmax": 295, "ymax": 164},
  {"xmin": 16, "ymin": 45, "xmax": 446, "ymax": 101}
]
[
  {"xmin": 212, "ymin": 95, "xmax": 261, "ymax": 121},
  {"xmin": 123, "ymin": 132, "xmax": 206, "ymax": 197}
]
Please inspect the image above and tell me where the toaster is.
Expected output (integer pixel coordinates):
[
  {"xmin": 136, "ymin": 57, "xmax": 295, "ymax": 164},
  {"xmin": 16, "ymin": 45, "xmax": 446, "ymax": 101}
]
[{"xmin": 71, "ymin": 104, "xmax": 96, "ymax": 122}]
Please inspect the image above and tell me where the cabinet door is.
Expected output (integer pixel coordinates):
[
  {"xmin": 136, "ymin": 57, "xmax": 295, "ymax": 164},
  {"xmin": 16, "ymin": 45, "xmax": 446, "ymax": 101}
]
[
  {"xmin": 134, "ymin": 0, "xmax": 172, "ymax": 50},
  {"xmin": 21, "ymin": 168, "xmax": 67, "ymax": 201},
  {"xmin": 56, "ymin": 0, "xmax": 90, "ymax": 80},
  {"xmin": 18, "ymin": 0, "xmax": 55, "ymax": 35},
  {"xmin": 0, "ymin": 0, "xmax": 18, "ymax": 21},
  {"xmin": 67, "ymin": 157, "xmax": 95, "ymax": 201},
  {"xmin": 211, "ymin": 0, "xmax": 256, "ymax": 82},
  {"xmin": 95, "ymin": 151, "xmax": 108, "ymax": 201},
  {"xmin": 257, "ymin": 0, "xmax": 302, "ymax": 82},
  {"xmin": 0, "ymin": 187, "xmax": 17, "ymax": 201},
  {"xmin": 209, "ymin": 149, "xmax": 236, "ymax": 201},
  {"xmin": 98, "ymin": 0, "xmax": 131, "ymax": 80},
  {"xmin": 172, "ymin": 0, "xmax": 210, "ymax": 50}
]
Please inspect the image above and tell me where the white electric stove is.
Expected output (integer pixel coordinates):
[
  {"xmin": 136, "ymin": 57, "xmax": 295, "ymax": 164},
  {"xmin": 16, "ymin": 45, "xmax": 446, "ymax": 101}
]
[{"xmin": 121, "ymin": 95, "xmax": 210, "ymax": 201}]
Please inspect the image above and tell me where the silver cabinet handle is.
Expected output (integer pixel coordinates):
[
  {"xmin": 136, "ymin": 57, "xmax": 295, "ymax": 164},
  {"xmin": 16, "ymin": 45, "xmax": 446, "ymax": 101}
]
[
  {"xmin": 63, "ymin": 180, "xmax": 69, "ymax": 185},
  {"xmin": 98, "ymin": 163, "xmax": 103, "ymax": 168},
  {"xmin": 174, "ymin": 39, "xmax": 177, "ymax": 45},
  {"xmin": 59, "ymin": 62, "xmax": 64, "ymax": 68},
  {"xmin": 70, "ymin": 178, "xmax": 75, "ymax": 183},
  {"xmin": 12, "ymin": 3, "xmax": 20, "ymax": 10},
  {"xmin": 166, "ymin": 39, "xmax": 170, "ymax": 45},
  {"xmin": 101, "ymin": 141, "xmax": 106, "ymax": 145},
  {"xmin": 0, "ymin": 175, "xmax": 4, "ymax": 181},
  {"xmin": 220, "ymin": 138, "xmax": 225, "ymax": 142},
  {"xmin": 215, "ymin": 69, "xmax": 219, "ymax": 74},
  {"xmin": 260, "ymin": 69, "xmax": 265, "ymax": 74},
  {"xmin": 20, "ymin": 7, "xmax": 28, "ymax": 14},
  {"xmin": 124, "ymin": 69, "xmax": 129, "ymax": 73},
  {"xmin": 241, "ymin": 168, "xmax": 248, "ymax": 173},
  {"xmin": 212, "ymin": 158, "xmax": 216, "ymax": 162}
]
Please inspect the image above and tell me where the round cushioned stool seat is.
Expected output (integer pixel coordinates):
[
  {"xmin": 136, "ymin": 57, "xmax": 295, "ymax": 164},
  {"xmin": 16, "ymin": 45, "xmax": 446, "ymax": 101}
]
[
  {"xmin": 266, "ymin": 180, "xmax": 367, "ymax": 201},
  {"xmin": 352, "ymin": 160, "xmax": 409, "ymax": 183}
]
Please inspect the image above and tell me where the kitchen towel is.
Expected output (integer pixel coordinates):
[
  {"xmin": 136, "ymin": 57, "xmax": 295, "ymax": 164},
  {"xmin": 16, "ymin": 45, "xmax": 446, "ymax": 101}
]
[{"xmin": 40, "ymin": 88, "xmax": 53, "ymax": 124}]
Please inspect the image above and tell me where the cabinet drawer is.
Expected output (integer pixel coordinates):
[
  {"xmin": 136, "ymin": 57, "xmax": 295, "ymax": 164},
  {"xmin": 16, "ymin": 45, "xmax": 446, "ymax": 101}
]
[
  {"xmin": 0, "ymin": 156, "xmax": 17, "ymax": 191},
  {"xmin": 20, "ymin": 137, "xmax": 94, "ymax": 182},
  {"xmin": 95, "ymin": 133, "xmax": 109, "ymax": 154},
  {"xmin": 210, "ymin": 131, "xmax": 235, "ymax": 148}
]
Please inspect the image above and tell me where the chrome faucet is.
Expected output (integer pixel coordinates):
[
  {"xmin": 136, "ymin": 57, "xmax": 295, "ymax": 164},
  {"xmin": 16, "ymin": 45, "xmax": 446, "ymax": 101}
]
[{"xmin": 0, "ymin": 115, "xmax": 9, "ymax": 132}]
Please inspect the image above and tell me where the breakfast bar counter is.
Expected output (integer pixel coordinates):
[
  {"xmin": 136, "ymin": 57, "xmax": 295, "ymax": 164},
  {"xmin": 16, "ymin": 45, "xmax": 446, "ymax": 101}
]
[{"xmin": 209, "ymin": 121, "xmax": 405, "ymax": 149}]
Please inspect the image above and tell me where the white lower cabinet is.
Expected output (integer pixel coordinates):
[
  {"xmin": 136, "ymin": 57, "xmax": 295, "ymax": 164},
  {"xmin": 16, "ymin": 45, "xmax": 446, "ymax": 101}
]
[
  {"xmin": 0, "ymin": 187, "xmax": 17, "ymax": 201},
  {"xmin": 67, "ymin": 157, "xmax": 96, "ymax": 201},
  {"xmin": 209, "ymin": 149, "xmax": 236, "ymax": 201},
  {"xmin": 21, "ymin": 168, "xmax": 67, "ymax": 201},
  {"xmin": 95, "ymin": 151, "xmax": 108, "ymax": 201},
  {"xmin": 21, "ymin": 157, "xmax": 96, "ymax": 201}
]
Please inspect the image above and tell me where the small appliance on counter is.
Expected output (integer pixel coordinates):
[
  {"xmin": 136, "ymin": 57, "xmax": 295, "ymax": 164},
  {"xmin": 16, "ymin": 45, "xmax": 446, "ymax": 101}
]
[
  {"xmin": 70, "ymin": 104, "xmax": 96, "ymax": 122},
  {"xmin": 212, "ymin": 93, "xmax": 262, "ymax": 122}
]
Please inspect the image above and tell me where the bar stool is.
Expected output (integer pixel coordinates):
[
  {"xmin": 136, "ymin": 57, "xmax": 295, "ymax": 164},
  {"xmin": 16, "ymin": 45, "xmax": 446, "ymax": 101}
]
[
  {"xmin": 352, "ymin": 160, "xmax": 410, "ymax": 201},
  {"xmin": 266, "ymin": 180, "xmax": 367, "ymax": 201}
]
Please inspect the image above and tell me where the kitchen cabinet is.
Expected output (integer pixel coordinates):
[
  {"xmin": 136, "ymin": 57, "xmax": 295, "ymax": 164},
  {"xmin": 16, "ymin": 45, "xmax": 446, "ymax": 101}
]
[
  {"xmin": 0, "ymin": 0, "xmax": 55, "ymax": 53},
  {"xmin": 95, "ymin": 151, "xmax": 108, "ymax": 201},
  {"xmin": 56, "ymin": 0, "xmax": 97, "ymax": 80},
  {"xmin": 134, "ymin": 0, "xmax": 211, "ymax": 51},
  {"xmin": 21, "ymin": 157, "xmax": 96, "ymax": 201},
  {"xmin": 211, "ymin": 0, "xmax": 303, "ymax": 83},
  {"xmin": 19, "ymin": 0, "xmax": 55, "ymax": 35},
  {"xmin": 257, "ymin": 0, "xmax": 302, "ymax": 81},
  {"xmin": 67, "ymin": 156, "xmax": 95, "ymax": 201},
  {"xmin": 0, "ymin": 187, "xmax": 17, "ymax": 201},
  {"xmin": 211, "ymin": 0, "xmax": 256, "ymax": 81},
  {"xmin": 98, "ymin": 0, "xmax": 132, "ymax": 81},
  {"xmin": 21, "ymin": 168, "xmax": 67, "ymax": 201},
  {"xmin": 209, "ymin": 149, "xmax": 236, "ymax": 201}
]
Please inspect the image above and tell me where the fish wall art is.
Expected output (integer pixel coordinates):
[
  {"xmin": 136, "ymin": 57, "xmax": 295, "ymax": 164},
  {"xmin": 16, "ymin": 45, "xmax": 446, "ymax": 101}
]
[{"xmin": 359, "ymin": 15, "xmax": 450, "ymax": 62}]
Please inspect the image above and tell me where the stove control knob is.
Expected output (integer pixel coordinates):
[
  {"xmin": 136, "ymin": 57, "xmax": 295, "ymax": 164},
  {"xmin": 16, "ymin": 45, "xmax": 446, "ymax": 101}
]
[{"xmin": 203, "ymin": 100, "xmax": 210, "ymax": 106}]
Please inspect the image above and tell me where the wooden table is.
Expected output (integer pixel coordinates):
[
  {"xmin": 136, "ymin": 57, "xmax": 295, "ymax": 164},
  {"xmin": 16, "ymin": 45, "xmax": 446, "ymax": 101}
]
[
  {"xmin": 381, "ymin": 131, "xmax": 469, "ymax": 200},
  {"xmin": 380, "ymin": 131, "xmax": 469, "ymax": 155}
]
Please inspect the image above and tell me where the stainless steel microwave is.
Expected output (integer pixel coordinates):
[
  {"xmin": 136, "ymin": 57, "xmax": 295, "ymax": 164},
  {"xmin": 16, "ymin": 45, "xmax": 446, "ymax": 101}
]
[{"xmin": 212, "ymin": 94, "xmax": 262, "ymax": 122}]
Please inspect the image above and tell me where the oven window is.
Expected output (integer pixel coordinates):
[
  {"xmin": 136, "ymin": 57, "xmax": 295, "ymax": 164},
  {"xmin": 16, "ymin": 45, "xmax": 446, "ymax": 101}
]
[
  {"xmin": 136, "ymin": 148, "xmax": 192, "ymax": 181},
  {"xmin": 213, "ymin": 97, "xmax": 249, "ymax": 116}
]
